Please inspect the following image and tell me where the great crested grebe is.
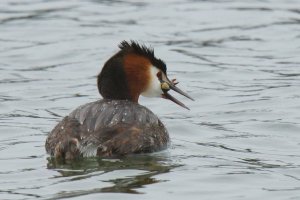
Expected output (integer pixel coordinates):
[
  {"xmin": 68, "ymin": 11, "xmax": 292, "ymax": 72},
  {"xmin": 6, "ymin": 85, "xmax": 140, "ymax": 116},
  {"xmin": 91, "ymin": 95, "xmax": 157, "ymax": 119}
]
[{"xmin": 45, "ymin": 41, "xmax": 193, "ymax": 159}]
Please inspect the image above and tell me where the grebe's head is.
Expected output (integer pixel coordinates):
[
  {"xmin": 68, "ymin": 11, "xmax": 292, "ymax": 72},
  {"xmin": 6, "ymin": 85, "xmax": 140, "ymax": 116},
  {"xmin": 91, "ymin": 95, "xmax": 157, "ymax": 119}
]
[{"xmin": 97, "ymin": 40, "xmax": 194, "ymax": 109}]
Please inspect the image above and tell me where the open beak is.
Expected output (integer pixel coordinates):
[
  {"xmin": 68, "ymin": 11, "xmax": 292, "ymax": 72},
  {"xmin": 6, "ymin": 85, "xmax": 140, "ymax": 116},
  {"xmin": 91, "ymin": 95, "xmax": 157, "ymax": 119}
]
[{"xmin": 161, "ymin": 80, "xmax": 194, "ymax": 110}]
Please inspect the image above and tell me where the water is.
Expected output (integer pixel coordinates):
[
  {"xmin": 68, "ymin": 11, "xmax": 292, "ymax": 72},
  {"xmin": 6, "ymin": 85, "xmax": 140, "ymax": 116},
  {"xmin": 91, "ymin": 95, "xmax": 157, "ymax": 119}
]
[{"xmin": 1, "ymin": 0, "xmax": 300, "ymax": 199}]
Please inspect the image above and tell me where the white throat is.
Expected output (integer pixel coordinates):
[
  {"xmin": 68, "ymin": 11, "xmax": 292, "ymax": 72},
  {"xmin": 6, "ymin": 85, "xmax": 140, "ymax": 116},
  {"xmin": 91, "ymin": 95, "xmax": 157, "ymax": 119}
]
[{"xmin": 141, "ymin": 66, "xmax": 162, "ymax": 98}]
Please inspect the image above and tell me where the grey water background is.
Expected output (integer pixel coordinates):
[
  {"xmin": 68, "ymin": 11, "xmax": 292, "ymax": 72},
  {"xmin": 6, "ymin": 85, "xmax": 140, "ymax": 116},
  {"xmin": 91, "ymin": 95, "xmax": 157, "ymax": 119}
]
[{"xmin": 1, "ymin": 0, "xmax": 300, "ymax": 199}]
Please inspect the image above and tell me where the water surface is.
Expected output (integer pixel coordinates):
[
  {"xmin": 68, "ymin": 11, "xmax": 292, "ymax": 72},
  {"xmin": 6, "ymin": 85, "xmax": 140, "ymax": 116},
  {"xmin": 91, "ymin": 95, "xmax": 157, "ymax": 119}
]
[{"xmin": 1, "ymin": 0, "xmax": 300, "ymax": 199}]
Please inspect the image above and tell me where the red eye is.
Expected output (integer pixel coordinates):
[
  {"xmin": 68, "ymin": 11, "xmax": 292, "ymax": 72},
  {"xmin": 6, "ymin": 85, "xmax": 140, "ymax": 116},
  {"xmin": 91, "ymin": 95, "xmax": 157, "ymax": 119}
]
[{"xmin": 156, "ymin": 71, "xmax": 162, "ymax": 79}]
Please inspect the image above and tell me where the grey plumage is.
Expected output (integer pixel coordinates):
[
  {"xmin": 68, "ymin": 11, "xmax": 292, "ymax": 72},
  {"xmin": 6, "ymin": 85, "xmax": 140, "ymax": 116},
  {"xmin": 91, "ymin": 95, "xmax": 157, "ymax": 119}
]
[{"xmin": 45, "ymin": 99, "xmax": 169, "ymax": 159}]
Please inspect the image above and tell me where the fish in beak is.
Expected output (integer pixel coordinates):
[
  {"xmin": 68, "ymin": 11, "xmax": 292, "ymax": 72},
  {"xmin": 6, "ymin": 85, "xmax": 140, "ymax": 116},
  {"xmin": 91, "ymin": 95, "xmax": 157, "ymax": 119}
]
[{"xmin": 160, "ymin": 78, "xmax": 194, "ymax": 110}]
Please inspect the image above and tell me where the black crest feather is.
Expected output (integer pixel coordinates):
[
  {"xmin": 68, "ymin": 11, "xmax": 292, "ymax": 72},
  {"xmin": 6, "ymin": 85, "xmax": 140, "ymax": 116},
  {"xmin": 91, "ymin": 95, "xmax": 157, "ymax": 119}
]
[{"xmin": 119, "ymin": 40, "xmax": 167, "ymax": 74}]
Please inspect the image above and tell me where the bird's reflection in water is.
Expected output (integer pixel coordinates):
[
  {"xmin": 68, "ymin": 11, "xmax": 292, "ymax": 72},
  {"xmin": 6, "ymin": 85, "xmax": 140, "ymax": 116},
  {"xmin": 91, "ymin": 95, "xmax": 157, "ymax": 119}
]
[{"xmin": 47, "ymin": 152, "xmax": 179, "ymax": 196}]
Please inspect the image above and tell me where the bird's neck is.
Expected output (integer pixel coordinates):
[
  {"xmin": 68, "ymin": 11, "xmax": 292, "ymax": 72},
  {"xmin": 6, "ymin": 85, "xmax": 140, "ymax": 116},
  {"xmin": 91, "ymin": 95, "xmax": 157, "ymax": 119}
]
[{"xmin": 97, "ymin": 53, "xmax": 151, "ymax": 103}]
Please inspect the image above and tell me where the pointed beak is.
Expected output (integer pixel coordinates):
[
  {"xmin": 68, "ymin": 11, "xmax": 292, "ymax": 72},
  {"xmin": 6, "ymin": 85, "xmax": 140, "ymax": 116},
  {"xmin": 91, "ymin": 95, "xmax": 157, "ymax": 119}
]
[{"xmin": 161, "ymin": 80, "xmax": 194, "ymax": 110}]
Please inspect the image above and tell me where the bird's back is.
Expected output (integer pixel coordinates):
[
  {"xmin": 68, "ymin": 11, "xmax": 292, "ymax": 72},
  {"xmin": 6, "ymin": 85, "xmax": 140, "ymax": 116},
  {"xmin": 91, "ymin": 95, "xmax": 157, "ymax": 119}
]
[{"xmin": 46, "ymin": 99, "xmax": 169, "ymax": 159}]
